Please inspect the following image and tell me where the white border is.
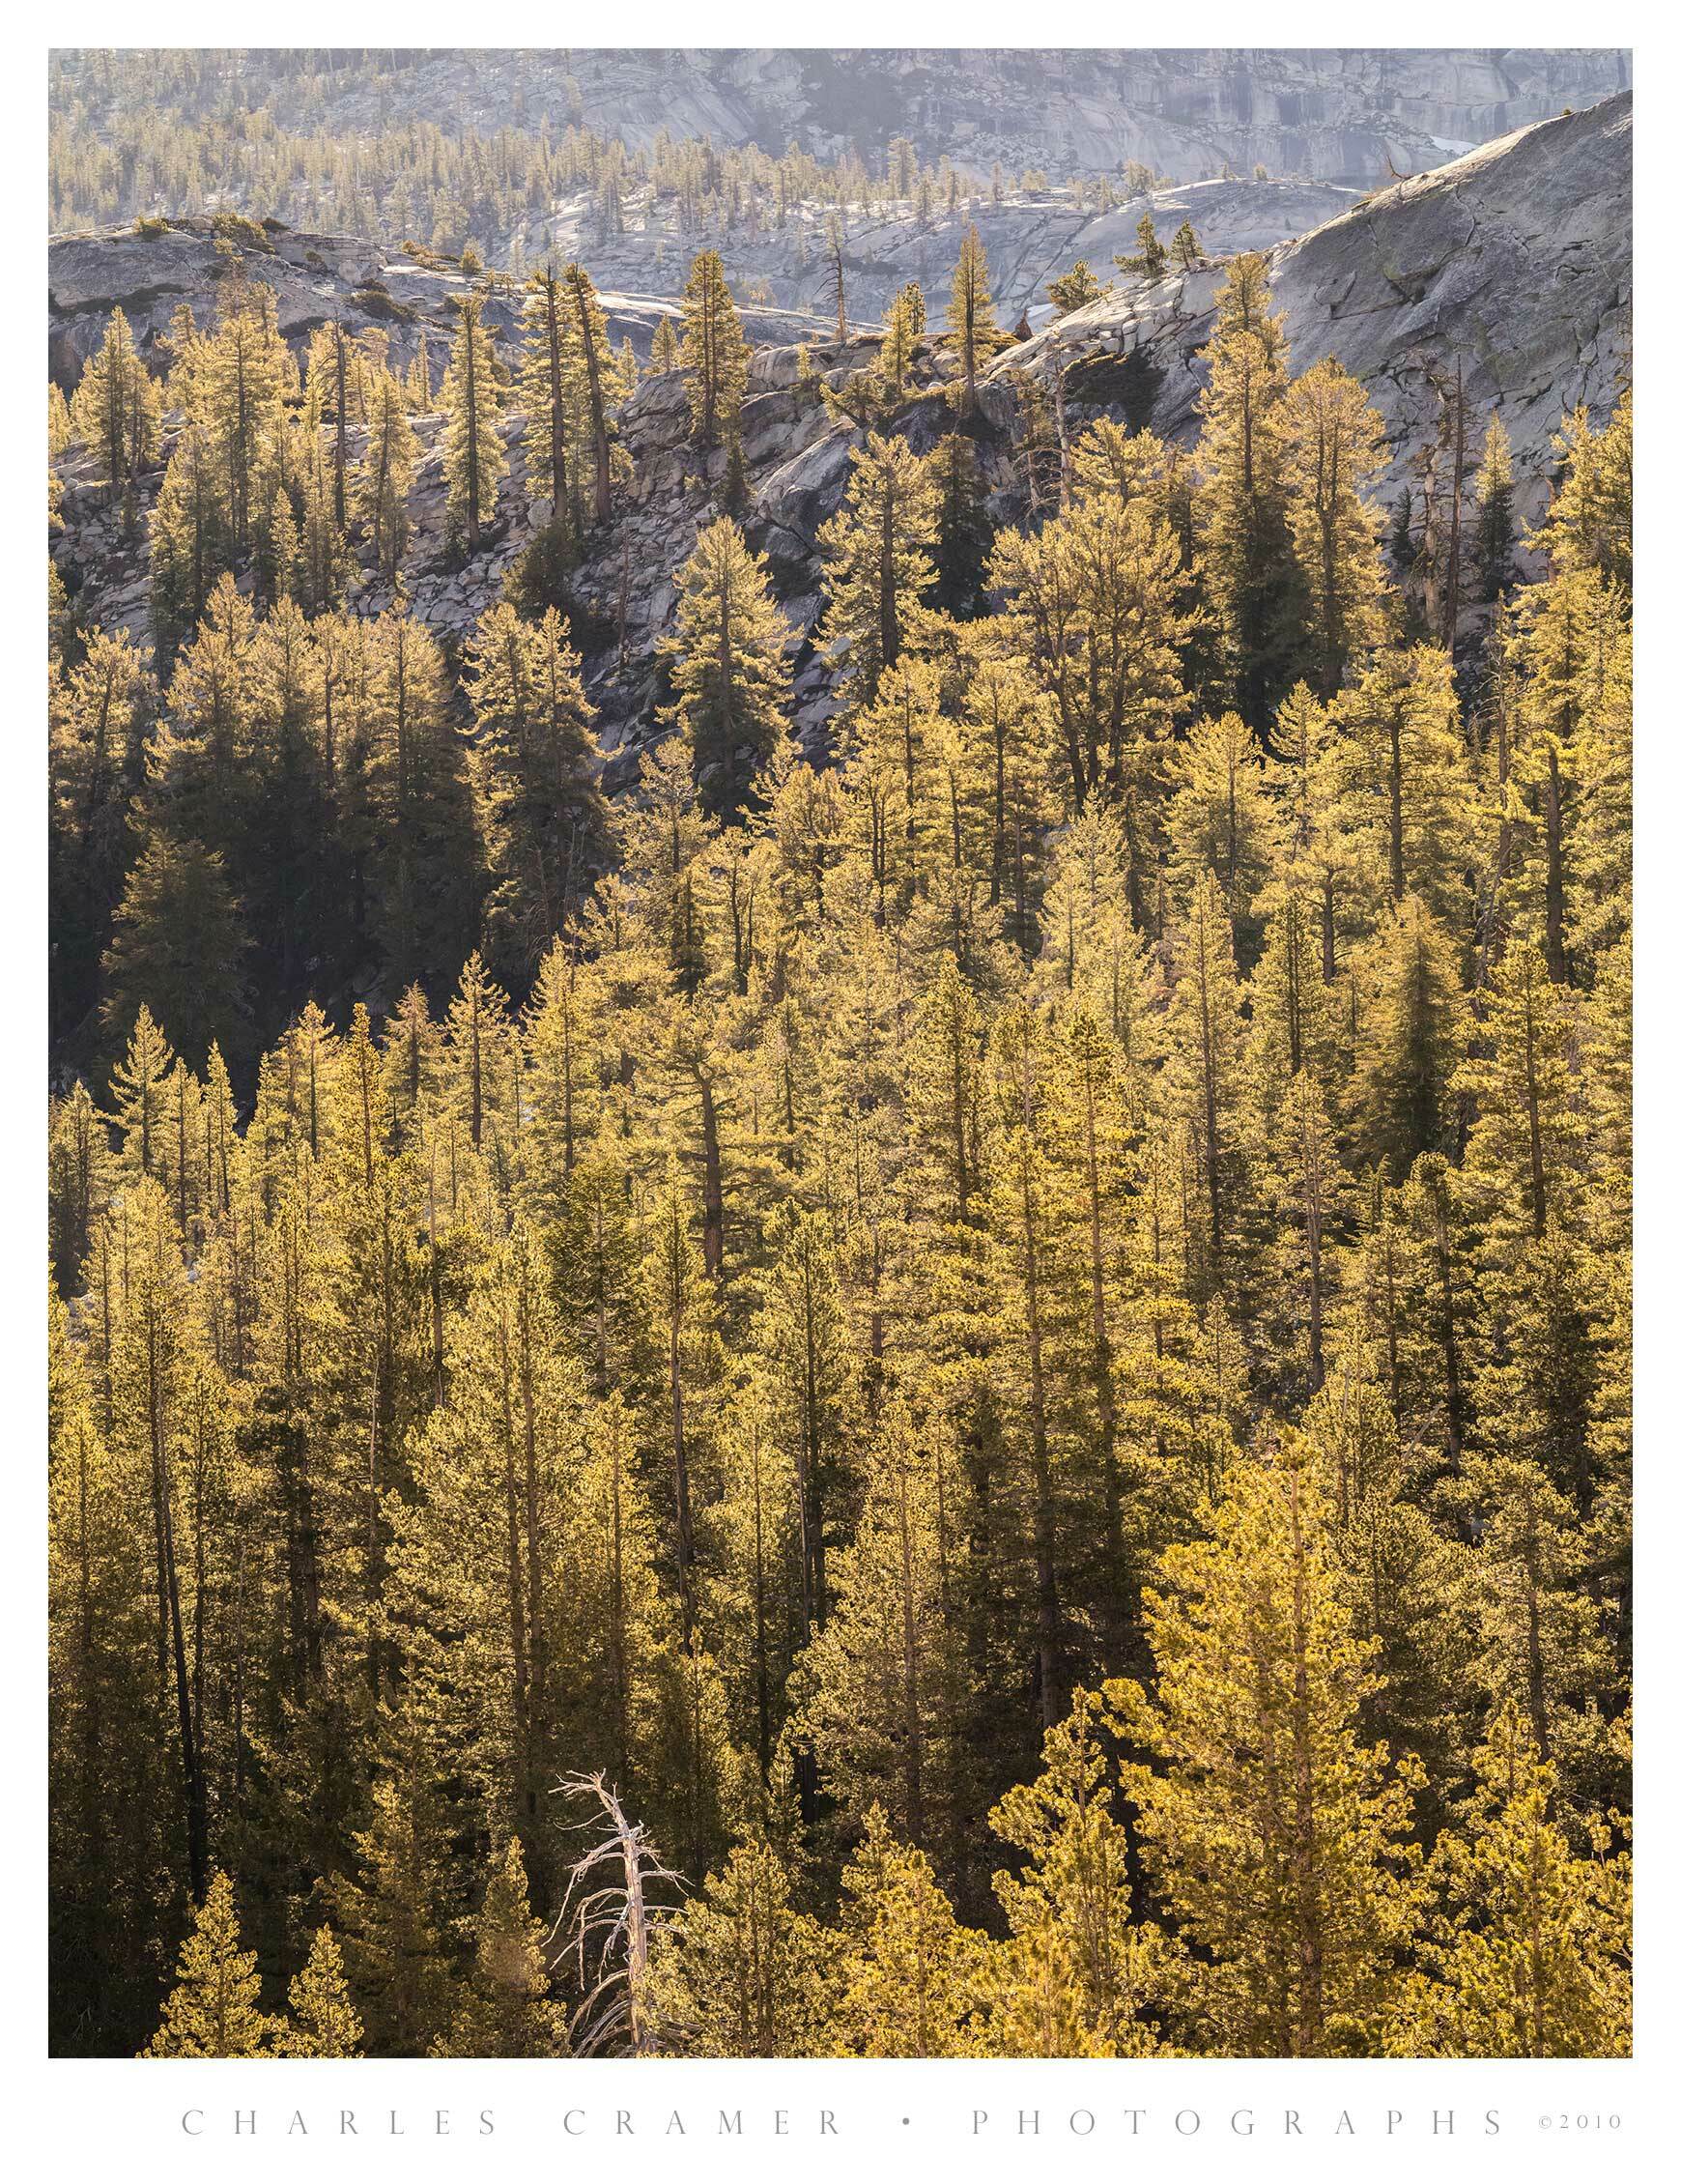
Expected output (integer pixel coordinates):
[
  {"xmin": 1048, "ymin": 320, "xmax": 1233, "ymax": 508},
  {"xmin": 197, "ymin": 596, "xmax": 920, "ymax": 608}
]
[{"xmin": 6, "ymin": 10, "xmax": 1671, "ymax": 2176}]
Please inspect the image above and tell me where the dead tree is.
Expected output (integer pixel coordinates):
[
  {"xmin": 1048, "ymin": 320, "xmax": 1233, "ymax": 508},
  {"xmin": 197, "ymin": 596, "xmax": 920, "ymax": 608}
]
[{"xmin": 552, "ymin": 1771, "xmax": 684, "ymax": 2055}]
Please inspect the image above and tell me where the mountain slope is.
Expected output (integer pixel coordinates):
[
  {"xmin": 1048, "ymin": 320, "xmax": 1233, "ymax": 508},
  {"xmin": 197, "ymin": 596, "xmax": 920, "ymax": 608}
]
[
  {"xmin": 987, "ymin": 92, "xmax": 1632, "ymax": 532},
  {"xmin": 52, "ymin": 45, "xmax": 1630, "ymax": 187},
  {"xmin": 50, "ymin": 94, "xmax": 1633, "ymax": 768}
]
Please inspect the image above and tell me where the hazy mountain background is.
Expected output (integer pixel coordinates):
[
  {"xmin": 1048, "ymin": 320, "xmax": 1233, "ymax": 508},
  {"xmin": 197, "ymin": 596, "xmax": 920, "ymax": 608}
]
[{"xmin": 51, "ymin": 46, "xmax": 1630, "ymax": 188}]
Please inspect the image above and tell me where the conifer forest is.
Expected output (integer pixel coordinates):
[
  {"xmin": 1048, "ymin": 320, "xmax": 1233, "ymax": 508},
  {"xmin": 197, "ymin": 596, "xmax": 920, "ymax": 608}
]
[{"xmin": 47, "ymin": 49, "xmax": 1633, "ymax": 2061}]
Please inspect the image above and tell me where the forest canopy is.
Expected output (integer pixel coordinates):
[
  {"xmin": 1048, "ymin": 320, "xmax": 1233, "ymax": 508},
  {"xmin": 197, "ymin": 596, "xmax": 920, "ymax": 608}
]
[{"xmin": 47, "ymin": 222, "xmax": 1632, "ymax": 2061}]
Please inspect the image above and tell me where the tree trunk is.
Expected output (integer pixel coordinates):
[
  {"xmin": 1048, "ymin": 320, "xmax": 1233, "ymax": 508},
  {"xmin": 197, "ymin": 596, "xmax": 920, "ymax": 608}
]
[
  {"xmin": 697, "ymin": 1072, "xmax": 726, "ymax": 1285},
  {"xmin": 1544, "ymin": 744, "xmax": 1569, "ymax": 983},
  {"xmin": 464, "ymin": 312, "xmax": 481, "ymax": 551},
  {"xmin": 571, "ymin": 273, "xmax": 613, "ymax": 522},
  {"xmin": 545, "ymin": 279, "xmax": 570, "ymax": 516}
]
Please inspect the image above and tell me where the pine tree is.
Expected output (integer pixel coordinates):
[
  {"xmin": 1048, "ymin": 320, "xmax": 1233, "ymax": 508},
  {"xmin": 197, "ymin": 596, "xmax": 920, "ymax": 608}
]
[
  {"xmin": 1116, "ymin": 1431, "xmax": 1422, "ymax": 2055},
  {"xmin": 660, "ymin": 518, "xmax": 792, "ymax": 816},
  {"xmin": 1450, "ymin": 1451, "xmax": 1618, "ymax": 1791},
  {"xmin": 100, "ymin": 831, "xmax": 249, "ymax": 1072},
  {"xmin": 1473, "ymin": 412, "xmax": 1516, "ymax": 602},
  {"xmin": 980, "ymin": 1689, "xmax": 1167, "ymax": 2055},
  {"xmin": 201, "ymin": 258, "xmax": 289, "ymax": 558},
  {"xmin": 928, "ymin": 434, "xmax": 995, "ymax": 621},
  {"xmin": 465, "ymin": 600, "xmax": 606, "ymax": 979},
  {"xmin": 407, "ymin": 327, "xmax": 437, "ymax": 410},
  {"xmin": 1393, "ymin": 1703, "xmax": 1629, "ymax": 2056},
  {"xmin": 720, "ymin": 433, "xmax": 750, "ymax": 519},
  {"xmin": 1354, "ymin": 895, "xmax": 1467, "ymax": 1177},
  {"xmin": 1458, "ymin": 927, "xmax": 1587, "ymax": 1245},
  {"xmin": 355, "ymin": 368, "xmax": 418, "ymax": 576},
  {"xmin": 330, "ymin": 1722, "xmax": 458, "ymax": 2055},
  {"xmin": 48, "ymin": 1082, "xmax": 111, "ymax": 1294},
  {"xmin": 49, "ymin": 378, "xmax": 73, "ymax": 458},
  {"xmin": 277, "ymin": 1925, "xmax": 364, "ymax": 2056},
  {"xmin": 831, "ymin": 1808, "xmax": 983, "ymax": 2055},
  {"xmin": 645, "ymin": 1836, "xmax": 832, "ymax": 2055},
  {"xmin": 946, "ymin": 223, "xmax": 996, "ymax": 417},
  {"xmin": 1335, "ymin": 644, "xmax": 1473, "ymax": 925},
  {"xmin": 680, "ymin": 248, "xmax": 749, "ymax": 449},
  {"xmin": 49, "ymin": 627, "xmax": 153, "ymax": 1048},
  {"xmin": 435, "ymin": 1838, "xmax": 569, "ymax": 2055},
  {"xmin": 1166, "ymin": 711, "xmax": 1279, "ymax": 964},
  {"xmin": 702, "ymin": 1374, "xmax": 805, "ymax": 1785},
  {"xmin": 1281, "ymin": 358, "xmax": 1390, "ymax": 695},
  {"xmin": 817, "ymin": 434, "xmax": 939, "ymax": 713},
  {"xmin": 518, "ymin": 265, "xmax": 577, "ymax": 522},
  {"xmin": 1162, "ymin": 871, "xmax": 1257, "ymax": 1304},
  {"xmin": 1506, "ymin": 565, "xmax": 1628, "ymax": 982},
  {"xmin": 367, "ymin": 607, "xmax": 481, "ymax": 991},
  {"xmin": 71, "ymin": 307, "xmax": 159, "ymax": 516},
  {"xmin": 984, "ymin": 1002, "xmax": 1073, "ymax": 1727},
  {"xmin": 1046, "ymin": 259, "xmax": 1101, "ymax": 315},
  {"xmin": 1115, "ymin": 213, "xmax": 1168, "ymax": 278},
  {"xmin": 755, "ymin": 1208, "xmax": 857, "ymax": 1653},
  {"xmin": 820, "ymin": 211, "xmax": 849, "ymax": 341},
  {"xmin": 880, "ymin": 280, "xmax": 926, "ymax": 401},
  {"xmin": 990, "ymin": 469, "xmax": 1192, "ymax": 834},
  {"xmin": 302, "ymin": 320, "xmax": 350, "ymax": 526},
  {"xmin": 296, "ymin": 437, "xmax": 352, "ymax": 611},
  {"xmin": 143, "ymin": 1872, "xmax": 278, "ymax": 2057},
  {"xmin": 1194, "ymin": 252, "xmax": 1303, "ymax": 723},
  {"xmin": 437, "ymin": 948, "xmax": 520, "ymax": 1158},
  {"xmin": 49, "ymin": 1297, "xmax": 177, "ymax": 2054},
  {"xmin": 441, "ymin": 292, "xmax": 506, "ymax": 553},
  {"xmin": 1531, "ymin": 391, "xmax": 1632, "ymax": 591},
  {"xmin": 563, "ymin": 261, "xmax": 629, "ymax": 525},
  {"xmin": 793, "ymin": 1397, "xmax": 972, "ymax": 1859},
  {"xmin": 149, "ymin": 422, "xmax": 230, "ymax": 658}
]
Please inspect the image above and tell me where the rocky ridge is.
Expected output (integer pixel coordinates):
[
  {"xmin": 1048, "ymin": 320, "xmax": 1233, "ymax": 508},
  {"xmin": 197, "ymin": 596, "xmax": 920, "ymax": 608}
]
[
  {"xmin": 47, "ymin": 219, "xmax": 830, "ymax": 389},
  {"xmin": 50, "ymin": 171, "xmax": 1364, "ymax": 387}
]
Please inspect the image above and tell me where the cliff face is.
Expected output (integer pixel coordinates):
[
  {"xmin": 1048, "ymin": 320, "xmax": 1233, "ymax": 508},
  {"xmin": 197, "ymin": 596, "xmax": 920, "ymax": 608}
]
[
  {"xmin": 549, "ymin": 46, "xmax": 1632, "ymax": 183},
  {"xmin": 55, "ymin": 45, "xmax": 1631, "ymax": 186},
  {"xmin": 50, "ymin": 94, "xmax": 1633, "ymax": 771}
]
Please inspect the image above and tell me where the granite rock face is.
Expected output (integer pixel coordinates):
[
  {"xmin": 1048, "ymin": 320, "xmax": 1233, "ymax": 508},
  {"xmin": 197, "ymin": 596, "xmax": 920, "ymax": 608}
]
[
  {"xmin": 989, "ymin": 93, "xmax": 1633, "ymax": 532},
  {"xmin": 540, "ymin": 174, "xmax": 1363, "ymax": 328},
  {"xmin": 550, "ymin": 46, "xmax": 1631, "ymax": 184},
  {"xmin": 55, "ymin": 46, "xmax": 1631, "ymax": 187}
]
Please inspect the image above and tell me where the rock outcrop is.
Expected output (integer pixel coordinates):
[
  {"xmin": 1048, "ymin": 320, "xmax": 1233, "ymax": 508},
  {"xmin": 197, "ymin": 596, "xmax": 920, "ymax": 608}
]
[
  {"xmin": 986, "ymin": 93, "xmax": 1633, "ymax": 534},
  {"xmin": 48, "ymin": 218, "xmax": 833, "ymax": 388},
  {"xmin": 50, "ymin": 328, "xmax": 892, "ymax": 775}
]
